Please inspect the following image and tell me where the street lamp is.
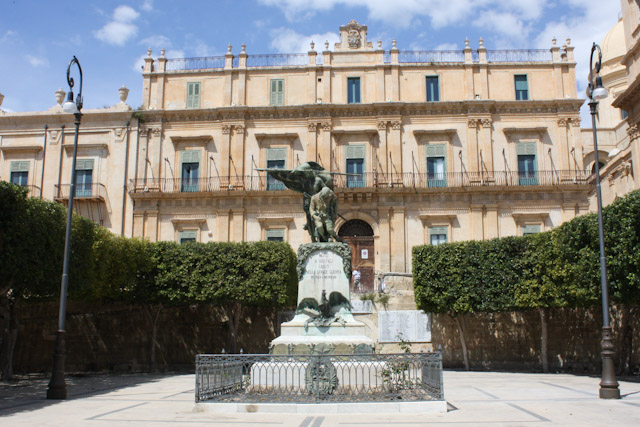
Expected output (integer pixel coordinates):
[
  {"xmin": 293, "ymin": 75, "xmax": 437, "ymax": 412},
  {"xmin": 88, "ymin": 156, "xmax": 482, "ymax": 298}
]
[
  {"xmin": 47, "ymin": 56, "xmax": 83, "ymax": 400},
  {"xmin": 588, "ymin": 42, "xmax": 620, "ymax": 400}
]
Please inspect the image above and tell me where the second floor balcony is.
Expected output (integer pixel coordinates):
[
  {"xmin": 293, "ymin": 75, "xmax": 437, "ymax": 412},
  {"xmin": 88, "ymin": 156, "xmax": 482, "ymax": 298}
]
[
  {"xmin": 54, "ymin": 183, "xmax": 108, "ymax": 202},
  {"xmin": 128, "ymin": 170, "xmax": 593, "ymax": 195}
]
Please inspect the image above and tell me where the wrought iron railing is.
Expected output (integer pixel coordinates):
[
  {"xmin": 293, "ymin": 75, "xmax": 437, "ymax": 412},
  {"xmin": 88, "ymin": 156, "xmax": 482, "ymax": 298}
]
[
  {"xmin": 247, "ymin": 53, "xmax": 308, "ymax": 67},
  {"xmin": 195, "ymin": 353, "xmax": 444, "ymax": 403},
  {"xmin": 398, "ymin": 50, "xmax": 465, "ymax": 63},
  {"xmin": 129, "ymin": 170, "xmax": 593, "ymax": 195},
  {"xmin": 55, "ymin": 183, "xmax": 107, "ymax": 200},
  {"xmin": 486, "ymin": 49, "xmax": 552, "ymax": 62},
  {"xmin": 165, "ymin": 56, "xmax": 225, "ymax": 71},
  {"xmin": 24, "ymin": 185, "xmax": 41, "ymax": 198}
]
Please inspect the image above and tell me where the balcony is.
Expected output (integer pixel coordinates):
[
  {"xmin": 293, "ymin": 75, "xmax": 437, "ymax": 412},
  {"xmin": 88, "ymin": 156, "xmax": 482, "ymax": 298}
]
[
  {"xmin": 129, "ymin": 170, "xmax": 593, "ymax": 195},
  {"xmin": 54, "ymin": 183, "xmax": 108, "ymax": 201}
]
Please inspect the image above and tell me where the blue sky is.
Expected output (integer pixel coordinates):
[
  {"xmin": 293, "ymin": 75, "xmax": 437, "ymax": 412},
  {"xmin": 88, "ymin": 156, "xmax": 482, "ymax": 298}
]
[{"xmin": 0, "ymin": 0, "xmax": 622, "ymax": 123}]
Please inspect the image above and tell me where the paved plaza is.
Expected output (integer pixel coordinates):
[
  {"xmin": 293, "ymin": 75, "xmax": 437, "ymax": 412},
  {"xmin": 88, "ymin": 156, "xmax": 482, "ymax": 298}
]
[{"xmin": 1, "ymin": 371, "xmax": 639, "ymax": 426}]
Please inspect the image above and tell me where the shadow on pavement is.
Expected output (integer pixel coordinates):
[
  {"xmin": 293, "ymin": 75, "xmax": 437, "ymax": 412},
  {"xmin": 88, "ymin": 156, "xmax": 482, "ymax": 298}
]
[{"xmin": 0, "ymin": 372, "xmax": 180, "ymax": 417}]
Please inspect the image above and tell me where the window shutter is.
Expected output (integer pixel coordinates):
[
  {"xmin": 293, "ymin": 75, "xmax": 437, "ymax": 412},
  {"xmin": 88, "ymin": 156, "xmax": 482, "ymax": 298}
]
[
  {"xmin": 10, "ymin": 161, "xmax": 29, "ymax": 172},
  {"xmin": 277, "ymin": 79, "xmax": 284, "ymax": 106},
  {"xmin": 522, "ymin": 224, "xmax": 541, "ymax": 235},
  {"xmin": 180, "ymin": 230, "xmax": 198, "ymax": 241},
  {"xmin": 266, "ymin": 229, "xmax": 285, "ymax": 241},
  {"xmin": 430, "ymin": 226, "xmax": 448, "ymax": 236},
  {"xmin": 426, "ymin": 144, "xmax": 446, "ymax": 157},
  {"xmin": 266, "ymin": 148, "xmax": 287, "ymax": 162},
  {"xmin": 75, "ymin": 159, "xmax": 94, "ymax": 170},
  {"xmin": 345, "ymin": 145, "xmax": 365, "ymax": 159},
  {"xmin": 187, "ymin": 82, "xmax": 200, "ymax": 108},
  {"xmin": 181, "ymin": 150, "xmax": 201, "ymax": 164},
  {"xmin": 515, "ymin": 75, "xmax": 528, "ymax": 91},
  {"xmin": 516, "ymin": 142, "xmax": 536, "ymax": 156},
  {"xmin": 270, "ymin": 79, "xmax": 284, "ymax": 106}
]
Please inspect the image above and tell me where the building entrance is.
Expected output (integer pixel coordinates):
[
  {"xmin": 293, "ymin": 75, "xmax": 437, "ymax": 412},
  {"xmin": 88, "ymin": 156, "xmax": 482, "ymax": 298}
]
[{"xmin": 338, "ymin": 219, "xmax": 375, "ymax": 294}]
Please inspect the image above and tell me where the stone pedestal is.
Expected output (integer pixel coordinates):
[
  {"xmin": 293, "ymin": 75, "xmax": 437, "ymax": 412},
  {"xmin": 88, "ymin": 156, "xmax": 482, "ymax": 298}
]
[{"xmin": 270, "ymin": 242, "xmax": 374, "ymax": 353}]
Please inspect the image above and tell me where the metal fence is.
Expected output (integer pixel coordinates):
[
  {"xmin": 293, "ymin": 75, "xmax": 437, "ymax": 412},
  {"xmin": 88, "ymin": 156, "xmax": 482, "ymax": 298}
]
[
  {"xmin": 129, "ymin": 170, "xmax": 593, "ymax": 195},
  {"xmin": 166, "ymin": 56, "xmax": 225, "ymax": 71},
  {"xmin": 247, "ymin": 53, "xmax": 308, "ymax": 68},
  {"xmin": 195, "ymin": 352, "xmax": 443, "ymax": 403},
  {"xmin": 55, "ymin": 183, "xmax": 108, "ymax": 200},
  {"xmin": 486, "ymin": 49, "xmax": 552, "ymax": 62},
  {"xmin": 398, "ymin": 50, "xmax": 465, "ymax": 63}
]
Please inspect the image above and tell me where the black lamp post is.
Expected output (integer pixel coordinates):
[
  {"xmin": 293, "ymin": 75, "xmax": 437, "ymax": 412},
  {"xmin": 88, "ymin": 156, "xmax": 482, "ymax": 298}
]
[
  {"xmin": 47, "ymin": 56, "xmax": 83, "ymax": 400},
  {"xmin": 588, "ymin": 42, "xmax": 620, "ymax": 400}
]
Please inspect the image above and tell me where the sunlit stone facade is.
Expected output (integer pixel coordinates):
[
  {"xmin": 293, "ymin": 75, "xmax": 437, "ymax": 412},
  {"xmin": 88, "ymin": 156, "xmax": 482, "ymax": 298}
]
[{"xmin": 1, "ymin": 21, "xmax": 592, "ymax": 291}]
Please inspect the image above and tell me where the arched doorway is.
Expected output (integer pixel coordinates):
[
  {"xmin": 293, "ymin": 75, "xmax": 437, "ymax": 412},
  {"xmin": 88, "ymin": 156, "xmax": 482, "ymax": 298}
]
[{"xmin": 338, "ymin": 219, "xmax": 375, "ymax": 294}]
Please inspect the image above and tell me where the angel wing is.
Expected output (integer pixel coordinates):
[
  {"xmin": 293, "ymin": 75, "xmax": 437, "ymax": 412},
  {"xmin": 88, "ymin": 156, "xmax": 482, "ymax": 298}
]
[{"xmin": 296, "ymin": 297, "xmax": 319, "ymax": 315}]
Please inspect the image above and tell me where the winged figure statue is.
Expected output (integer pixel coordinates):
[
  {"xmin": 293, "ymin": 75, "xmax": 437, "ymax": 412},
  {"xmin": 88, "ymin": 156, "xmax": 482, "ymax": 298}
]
[{"xmin": 296, "ymin": 289, "xmax": 352, "ymax": 329}]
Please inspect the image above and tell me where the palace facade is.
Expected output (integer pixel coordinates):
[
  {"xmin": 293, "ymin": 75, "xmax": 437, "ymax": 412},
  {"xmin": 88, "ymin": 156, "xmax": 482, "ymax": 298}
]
[{"xmin": 1, "ymin": 21, "xmax": 595, "ymax": 292}]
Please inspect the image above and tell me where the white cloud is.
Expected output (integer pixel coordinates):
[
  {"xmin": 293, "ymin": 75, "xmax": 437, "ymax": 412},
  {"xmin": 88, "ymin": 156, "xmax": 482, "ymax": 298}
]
[
  {"xmin": 474, "ymin": 11, "xmax": 528, "ymax": 40},
  {"xmin": 140, "ymin": 34, "xmax": 172, "ymax": 49},
  {"xmin": 435, "ymin": 42, "xmax": 458, "ymax": 50},
  {"xmin": 269, "ymin": 27, "xmax": 340, "ymax": 53},
  {"xmin": 25, "ymin": 54, "xmax": 49, "ymax": 68},
  {"xmin": 94, "ymin": 5, "xmax": 140, "ymax": 46},
  {"xmin": 141, "ymin": 0, "xmax": 154, "ymax": 12},
  {"xmin": 132, "ymin": 49, "xmax": 184, "ymax": 72},
  {"xmin": 0, "ymin": 30, "xmax": 17, "ymax": 43}
]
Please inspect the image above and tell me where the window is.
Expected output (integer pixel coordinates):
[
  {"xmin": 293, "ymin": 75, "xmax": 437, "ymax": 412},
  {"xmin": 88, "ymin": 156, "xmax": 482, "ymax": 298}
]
[
  {"xmin": 10, "ymin": 161, "xmax": 29, "ymax": 186},
  {"xmin": 426, "ymin": 145, "xmax": 447, "ymax": 187},
  {"xmin": 266, "ymin": 148, "xmax": 286, "ymax": 190},
  {"xmin": 514, "ymin": 75, "xmax": 528, "ymax": 100},
  {"xmin": 426, "ymin": 76, "xmax": 439, "ymax": 102},
  {"xmin": 266, "ymin": 228, "xmax": 285, "ymax": 242},
  {"xmin": 522, "ymin": 224, "xmax": 541, "ymax": 236},
  {"xmin": 517, "ymin": 142, "xmax": 537, "ymax": 185},
  {"xmin": 179, "ymin": 230, "xmax": 197, "ymax": 244},
  {"xmin": 270, "ymin": 79, "xmax": 284, "ymax": 106},
  {"xmin": 75, "ymin": 159, "xmax": 93, "ymax": 197},
  {"xmin": 345, "ymin": 145, "xmax": 365, "ymax": 188},
  {"xmin": 347, "ymin": 77, "xmax": 361, "ymax": 104},
  {"xmin": 429, "ymin": 227, "xmax": 448, "ymax": 245},
  {"xmin": 186, "ymin": 82, "xmax": 201, "ymax": 109},
  {"xmin": 181, "ymin": 150, "xmax": 200, "ymax": 192}
]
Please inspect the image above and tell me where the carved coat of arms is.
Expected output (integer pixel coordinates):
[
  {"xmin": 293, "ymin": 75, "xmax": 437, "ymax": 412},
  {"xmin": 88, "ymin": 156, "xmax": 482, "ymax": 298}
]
[{"xmin": 348, "ymin": 28, "xmax": 361, "ymax": 48}]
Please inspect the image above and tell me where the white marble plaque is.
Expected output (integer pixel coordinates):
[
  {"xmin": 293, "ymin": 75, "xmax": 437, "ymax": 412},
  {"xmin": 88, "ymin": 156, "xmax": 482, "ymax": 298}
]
[
  {"xmin": 298, "ymin": 249, "xmax": 350, "ymax": 305},
  {"xmin": 350, "ymin": 299, "xmax": 373, "ymax": 314},
  {"xmin": 378, "ymin": 310, "xmax": 431, "ymax": 343}
]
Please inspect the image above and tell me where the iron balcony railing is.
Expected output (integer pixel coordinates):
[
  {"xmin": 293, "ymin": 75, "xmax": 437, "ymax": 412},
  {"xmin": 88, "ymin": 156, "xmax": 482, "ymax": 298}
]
[
  {"xmin": 161, "ymin": 48, "xmax": 555, "ymax": 72},
  {"xmin": 165, "ymin": 56, "xmax": 225, "ymax": 71},
  {"xmin": 22, "ymin": 185, "xmax": 42, "ymax": 198},
  {"xmin": 54, "ymin": 183, "xmax": 107, "ymax": 201},
  {"xmin": 129, "ymin": 170, "xmax": 593, "ymax": 195},
  {"xmin": 398, "ymin": 50, "xmax": 465, "ymax": 63},
  {"xmin": 486, "ymin": 49, "xmax": 552, "ymax": 62},
  {"xmin": 247, "ymin": 53, "xmax": 308, "ymax": 68},
  {"xmin": 195, "ymin": 352, "xmax": 444, "ymax": 403}
]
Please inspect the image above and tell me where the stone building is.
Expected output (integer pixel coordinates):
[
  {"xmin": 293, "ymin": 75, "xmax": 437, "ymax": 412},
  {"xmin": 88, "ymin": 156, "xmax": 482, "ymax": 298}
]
[{"xmin": 1, "ymin": 21, "xmax": 592, "ymax": 294}]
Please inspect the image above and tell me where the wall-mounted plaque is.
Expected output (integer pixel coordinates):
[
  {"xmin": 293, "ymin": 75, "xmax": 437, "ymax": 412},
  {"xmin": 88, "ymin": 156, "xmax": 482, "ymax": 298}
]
[
  {"xmin": 361, "ymin": 249, "xmax": 368, "ymax": 259},
  {"xmin": 350, "ymin": 299, "xmax": 373, "ymax": 314},
  {"xmin": 378, "ymin": 310, "xmax": 431, "ymax": 343}
]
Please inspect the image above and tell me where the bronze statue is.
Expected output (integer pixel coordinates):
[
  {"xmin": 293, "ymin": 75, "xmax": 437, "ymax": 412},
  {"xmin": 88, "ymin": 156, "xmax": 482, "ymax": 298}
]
[{"xmin": 258, "ymin": 162, "xmax": 343, "ymax": 242}]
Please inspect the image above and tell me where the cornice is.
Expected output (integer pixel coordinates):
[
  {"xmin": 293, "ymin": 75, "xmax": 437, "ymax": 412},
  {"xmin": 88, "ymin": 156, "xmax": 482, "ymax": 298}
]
[
  {"xmin": 612, "ymin": 74, "xmax": 640, "ymax": 110},
  {"xmin": 136, "ymin": 99, "xmax": 584, "ymax": 125}
]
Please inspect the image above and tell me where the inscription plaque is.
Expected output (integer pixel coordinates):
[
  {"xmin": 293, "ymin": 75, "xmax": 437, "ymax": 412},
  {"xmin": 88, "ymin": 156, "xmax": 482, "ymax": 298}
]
[{"xmin": 378, "ymin": 310, "xmax": 431, "ymax": 343}]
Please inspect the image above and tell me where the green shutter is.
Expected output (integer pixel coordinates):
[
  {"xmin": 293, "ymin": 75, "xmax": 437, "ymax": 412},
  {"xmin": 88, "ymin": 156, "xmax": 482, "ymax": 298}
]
[
  {"xmin": 516, "ymin": 142, "xmax": 536, "ymax": 156},
  {"xmin": 10, "ymin": 161, "xmax": 29, "ymax": 172},
  {"xmin": 345, "ymin": 144, "xmax": 366, "ymax": 159},
  {"xmin": 430, "ymin": 226, "xmax": 448, "ymax": 236},
  {"xmin": 266, "ymin": 228, "xmax": 285, "ymax": 241},
  {"xmin": 266, "ymin": 147, "xmax": 287, "ymax": 162},
  {"xmin": 179, "ymin": 230, "xmax": 198, "ymax": 242},
  {"xmin": 426, "ymin": 144, "xmax": 446, "ymax": 157},
  {"xmin": 515, "ymin": 75, "xmax": 528, "ymax": 90},
  {"xmin": 522, "ymin": 224, "xmax": 540, "ymax": 235},
  {"xmin": 75, "ymin": 159, "xmax": 94, "ymax": 170},
  {"xmin": 181, "ymin": 150, "xmax": 201, "ymax": 164},
  {"xmin": 187, "ymin": 82, "xmax": 201, "ymax": 108},
  {"xmin": 270, "ymin": 79, "xmax": 284, "ymax": 106}
]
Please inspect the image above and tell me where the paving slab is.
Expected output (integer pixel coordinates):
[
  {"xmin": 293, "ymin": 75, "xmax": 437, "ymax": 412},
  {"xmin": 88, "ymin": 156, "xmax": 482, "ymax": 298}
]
[{"xmin": 1, "ymin": 371, "xmax": 639, "ymax": 426}]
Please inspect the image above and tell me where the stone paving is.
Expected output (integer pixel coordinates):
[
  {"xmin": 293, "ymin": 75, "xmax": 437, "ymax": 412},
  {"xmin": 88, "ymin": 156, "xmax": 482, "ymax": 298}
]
[{"xmin": 1, "ymin": 371, "xmax": 639, "ymax": 426}]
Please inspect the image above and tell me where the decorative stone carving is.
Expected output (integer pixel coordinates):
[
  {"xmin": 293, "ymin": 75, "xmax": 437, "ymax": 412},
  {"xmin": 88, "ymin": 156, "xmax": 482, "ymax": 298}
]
[
  {"xmin": 335, "ymin": 20, "xmax": 372, "ymax": 51},
  {"xmin": 151, "ymin": 127, "xmax": 162, "ymax": 137},
  {"xmin": 308, "ymin": 123, "xmax": 317, "ymax": 132},
  {"xmin": 321, "ymin": 122, "xmax": 332, "ymax": 132},
  {"xmin": 628, "ymin": 122, "xmax": 640, "ymax": 141},
  {"xmin": 391, "ymin": 121, "xmax": 401, "ymax": 130},
  {"xmin": 222, "ymin": 125, "xmax": 231, "ymax": 134},
  {"xmin": 235, "ymin": 125, "xmax": 245, "ymax": 134},
  {"xmin": 118, "ymin": 85, "xmax": 129, "ymax": 103},
  {"xmin": 468, "ymin": 119, "xmax": 479, "ymax": 128},
  {"xmin": 348, "ymin": 27, "xmax": 361, "ymax": 49},
  {"xmin": 481, "ymin": 119, "xmax": 492, "ymax": 128},
  {"xmin": 377, "ymin": 121, "xmax": 387, "ymax": 130},
  {"xmin": 55, "ymin": 88, "xmax": 65, "ymax": 106},
  {"xmin": 296, "ymin": 242, "xmax": 352, "ymax": 282}
]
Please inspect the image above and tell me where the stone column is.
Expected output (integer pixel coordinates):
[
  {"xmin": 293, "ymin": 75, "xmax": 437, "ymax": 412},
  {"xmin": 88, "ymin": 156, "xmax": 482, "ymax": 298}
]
[
  {"xmin": 377, "ymin": 207, "xmax": 391, "ymax": 272},
  {"xmin": 467, "ymin": 119, "xmax": 480, "ymax": 173},
  {"xmin": 307, "ymin": 123, "xmax": 318, "ymax": 162},
  {"xmin": 557, "ymin": 118, "xmax": 570, "ymax": 171},
  {"xmin": 390, "ymin": 121, "xmax": 403, "ymax": 176},
  {"xmin": 390, "ymin": 207, "xmax": 406, "ymax": 272},
  {"xmin": 217, "ymin": 210, "xmax": 230, "ymax": 242},
  {"xmin": 319, "ymin": 122, "xmax": 332, "ymax": 170},
  {"xmin": 480, "ymin": 118, "xmax": 493, "ymax": 172},
  {"xmin": 224, "ymin": 45, "xmax": 234, "ymax": 106},
  {"xmin": 147, "ymin": 127, "xmax": 162, "ymax": 184},
  {"xmin": 231, "ymin": 209, "xmax": 245, "ymax": 242},
  {"xmin": 232, "ymin": 125, "xmax": 245, "ymax": 183},
  {"xmin": 485, "ymin": 204, "xmax": 499, "ymax": 239},
  {"xmin": 377, "ymin": 121, "xmax": 389, "ymax": 177},
  {"xmin": 469, "ymin": 204, "xmax": 484, "ymax": 241},
  {"xmin": 221, "ymin": 125, "xmax": 232, "ymax": 180}
]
